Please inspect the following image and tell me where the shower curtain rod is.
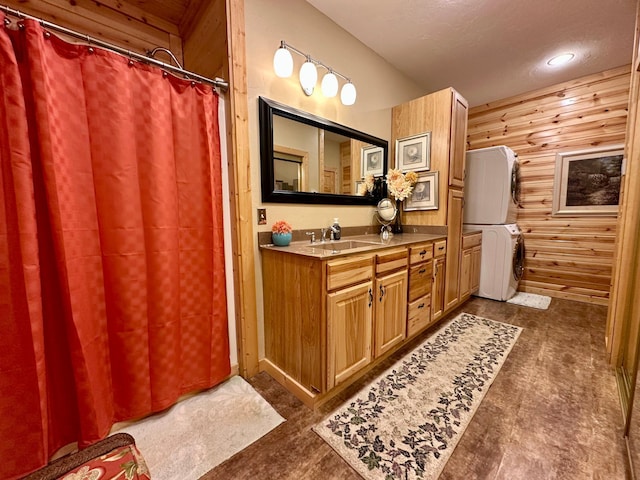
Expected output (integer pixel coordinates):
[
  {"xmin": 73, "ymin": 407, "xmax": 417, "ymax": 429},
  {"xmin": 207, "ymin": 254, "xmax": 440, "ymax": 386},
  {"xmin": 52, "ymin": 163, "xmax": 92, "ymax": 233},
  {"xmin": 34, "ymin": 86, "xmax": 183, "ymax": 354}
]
[{"xmin": 0, "ymin": 4, "xmax": 229, "ymax": 91}]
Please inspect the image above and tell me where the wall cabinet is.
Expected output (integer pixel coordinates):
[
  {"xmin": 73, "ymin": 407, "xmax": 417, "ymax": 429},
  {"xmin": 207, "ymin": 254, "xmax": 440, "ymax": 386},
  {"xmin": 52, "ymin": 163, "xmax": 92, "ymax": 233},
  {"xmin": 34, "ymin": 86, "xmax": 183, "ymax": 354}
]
[
  {"xmin": 391, "ymin": 86, "xmax": 469, "ymax": 319},
  {"xmin": 449, "ymin": 90, "xmax": 469, "ymax": 188}
]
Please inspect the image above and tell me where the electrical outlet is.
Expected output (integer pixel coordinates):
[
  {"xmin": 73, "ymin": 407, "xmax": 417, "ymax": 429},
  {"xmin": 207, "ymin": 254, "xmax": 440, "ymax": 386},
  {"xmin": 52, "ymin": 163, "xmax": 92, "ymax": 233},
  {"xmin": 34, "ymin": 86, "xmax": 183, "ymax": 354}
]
[{"xmin": 257, "ymin": 208, "xmax": 267, "ymax": 225}]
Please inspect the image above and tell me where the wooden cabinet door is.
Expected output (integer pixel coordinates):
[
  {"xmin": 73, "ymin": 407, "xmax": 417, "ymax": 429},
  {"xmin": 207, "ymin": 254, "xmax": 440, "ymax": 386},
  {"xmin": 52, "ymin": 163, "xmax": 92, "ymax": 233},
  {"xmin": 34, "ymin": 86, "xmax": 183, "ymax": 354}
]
[
  {"xmin": 327, "ymin": 281, "xmax": 373, "ymax": 389},
  {"xmin": 460, "ymin": 247, "xmax": 472, "ymax": 299},
  {"xmin": 374, "ymin": 269, "xmax": 408, "ymax": 358},
  {"xmin": 432, "ymin": 256, "xmax": 445, "ymax": 321},
  {"xmin": 445, "ymin": 188, "xmax": 464, "ymax": 311},
  {"xmin": 471, "ymin": 245, "xmax": 481, "ymax": 293},
  {"xmin": 449, "ymin": 89, "xmax": 468, "ymax": 188}
]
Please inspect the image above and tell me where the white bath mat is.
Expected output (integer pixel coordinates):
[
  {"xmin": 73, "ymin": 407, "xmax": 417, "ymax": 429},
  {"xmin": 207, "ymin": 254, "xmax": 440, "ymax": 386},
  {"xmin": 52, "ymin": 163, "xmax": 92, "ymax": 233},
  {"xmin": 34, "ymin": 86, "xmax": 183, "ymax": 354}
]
[
  {"xmin": 507, "ymin": 292, "xmax": 552, "ymax": 310},
  {"xmin": 116, "ymin": 375, "xmax": 285, "ymax": 480}
]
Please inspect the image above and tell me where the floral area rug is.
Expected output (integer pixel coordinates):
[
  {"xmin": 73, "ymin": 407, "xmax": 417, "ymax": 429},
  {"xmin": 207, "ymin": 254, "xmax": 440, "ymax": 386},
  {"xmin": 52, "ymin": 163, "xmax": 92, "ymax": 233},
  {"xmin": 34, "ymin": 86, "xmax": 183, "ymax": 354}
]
[
  {"xmin": 313, "ymin": 312, "xmax": 521, "ymax": 480},
  {"xmin": 116, "ymin": 375, "xmax": 284, "ymax": 480}
]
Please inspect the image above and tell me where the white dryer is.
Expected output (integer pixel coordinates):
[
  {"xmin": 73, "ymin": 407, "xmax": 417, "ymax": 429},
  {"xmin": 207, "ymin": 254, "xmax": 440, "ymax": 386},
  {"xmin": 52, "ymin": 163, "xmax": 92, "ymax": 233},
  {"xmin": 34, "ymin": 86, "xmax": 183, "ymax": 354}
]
[
  {"xmin": 465, "ymin": 224, "xmax": 525, "ymax": 301},
  {"xmin": 464, "ymin": 146, "xmax": 520, "ymax": 225}
]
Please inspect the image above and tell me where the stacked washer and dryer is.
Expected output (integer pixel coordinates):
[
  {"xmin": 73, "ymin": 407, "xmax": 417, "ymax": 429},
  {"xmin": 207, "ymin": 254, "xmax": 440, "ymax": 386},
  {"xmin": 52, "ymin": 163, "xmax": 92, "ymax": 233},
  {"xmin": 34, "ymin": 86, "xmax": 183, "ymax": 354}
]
[{"xmin": 464, "ymin": 146, "xmax": 525, "ymax": 301}]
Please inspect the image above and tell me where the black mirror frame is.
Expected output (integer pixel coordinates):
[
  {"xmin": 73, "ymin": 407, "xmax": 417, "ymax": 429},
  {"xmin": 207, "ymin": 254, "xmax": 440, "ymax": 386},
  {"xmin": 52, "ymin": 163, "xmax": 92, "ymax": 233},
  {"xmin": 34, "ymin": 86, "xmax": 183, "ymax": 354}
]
[{"xmin": 259, "ymin": 96, "xmax": 388, "ymax": 205}]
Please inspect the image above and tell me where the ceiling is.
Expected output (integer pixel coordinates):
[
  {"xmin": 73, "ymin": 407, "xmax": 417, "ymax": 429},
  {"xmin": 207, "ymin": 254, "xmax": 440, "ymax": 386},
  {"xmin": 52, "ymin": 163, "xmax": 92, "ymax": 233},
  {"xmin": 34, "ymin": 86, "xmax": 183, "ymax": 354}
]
[{"xmin": 306, "ymin": 0, "xmax": 637, "ymax": 107}]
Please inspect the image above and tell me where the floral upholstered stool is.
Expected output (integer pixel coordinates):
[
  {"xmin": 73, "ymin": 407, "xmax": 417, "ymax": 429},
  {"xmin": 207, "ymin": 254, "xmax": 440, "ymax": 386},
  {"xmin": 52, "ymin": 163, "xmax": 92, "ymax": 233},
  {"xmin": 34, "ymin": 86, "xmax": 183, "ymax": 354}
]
[{"xmin": 22, "ymin": 433, "xmax": 150, "ymax": 480}]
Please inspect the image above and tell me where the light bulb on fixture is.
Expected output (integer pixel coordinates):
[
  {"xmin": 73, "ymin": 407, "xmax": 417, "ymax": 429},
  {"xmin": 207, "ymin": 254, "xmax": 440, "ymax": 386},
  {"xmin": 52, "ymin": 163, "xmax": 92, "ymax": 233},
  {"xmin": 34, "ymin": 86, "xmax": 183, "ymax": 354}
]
[
  {"xmin": 299, "ymin": 57, "xmax": 317, "ymax": 96},
  {"xmin": 272, "ymin": 41, "xmax": 356, "ymax": 104},
  {"xmin": 340, "ymin": 82, "xmax": 356, "ymax": 106},
  {"xmin": 321, "ymin": 71, "xmax": 338, "ymax": 98},
  {"xmin": 273, "ymin": 42, "xmax": 293, "ymax": 78}
]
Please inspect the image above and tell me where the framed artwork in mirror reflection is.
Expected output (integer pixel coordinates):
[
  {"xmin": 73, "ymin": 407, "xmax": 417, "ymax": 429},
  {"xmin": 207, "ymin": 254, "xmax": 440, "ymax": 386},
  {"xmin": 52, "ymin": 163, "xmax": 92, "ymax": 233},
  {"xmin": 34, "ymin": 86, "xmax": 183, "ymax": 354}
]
[
  {"xmin": 396, "ymin": 132, "xmax": 431, "ymax": 172},
  {"xmin": 404, "ymin": 171, "xmax": 439, "ymax": 211},
  {"xmin": 362, "ymin": 145, "xmax": 384, "ymax": 177}
]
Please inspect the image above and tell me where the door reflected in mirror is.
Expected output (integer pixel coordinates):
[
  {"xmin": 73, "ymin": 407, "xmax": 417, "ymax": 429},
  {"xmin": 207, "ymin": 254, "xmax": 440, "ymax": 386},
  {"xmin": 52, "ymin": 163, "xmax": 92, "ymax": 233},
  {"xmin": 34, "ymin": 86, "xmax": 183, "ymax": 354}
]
[{"xmin": 259, "ymin": 97, "xmax": 388, "ymax": 205}]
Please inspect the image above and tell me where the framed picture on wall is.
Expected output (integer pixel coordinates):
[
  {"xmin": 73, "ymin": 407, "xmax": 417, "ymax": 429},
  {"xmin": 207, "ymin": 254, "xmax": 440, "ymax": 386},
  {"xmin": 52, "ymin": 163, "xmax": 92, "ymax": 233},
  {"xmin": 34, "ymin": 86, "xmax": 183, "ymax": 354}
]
[
  {"xmin": 361, "ymin": 145, "xmax": 384, "ymax": 177},
  {"xmin": 552, "ymin": 145, "xmax": 624, "ymax": 216},
  {"xmin": 404, "ymin": 171, "xmax": 439, "ymax": 211},
  {"xmin": 396, "ymin": 132, "xmax": 431, "ymax": 172}
]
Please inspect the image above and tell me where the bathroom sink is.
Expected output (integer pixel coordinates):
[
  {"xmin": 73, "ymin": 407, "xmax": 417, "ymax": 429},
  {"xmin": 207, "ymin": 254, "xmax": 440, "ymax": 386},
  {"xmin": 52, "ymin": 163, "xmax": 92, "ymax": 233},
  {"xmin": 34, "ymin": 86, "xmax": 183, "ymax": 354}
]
[{"xmin": 311, "ymin": 240, "xmax": 377, "ymax": 251}]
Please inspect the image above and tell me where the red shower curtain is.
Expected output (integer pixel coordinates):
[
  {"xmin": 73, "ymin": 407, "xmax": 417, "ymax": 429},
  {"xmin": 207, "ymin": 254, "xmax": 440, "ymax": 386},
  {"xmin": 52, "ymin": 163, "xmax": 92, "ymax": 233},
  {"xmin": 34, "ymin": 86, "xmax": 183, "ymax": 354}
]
[{"xmin": 0, "ymin": 16, "xmax": 230, "ymax": 479}]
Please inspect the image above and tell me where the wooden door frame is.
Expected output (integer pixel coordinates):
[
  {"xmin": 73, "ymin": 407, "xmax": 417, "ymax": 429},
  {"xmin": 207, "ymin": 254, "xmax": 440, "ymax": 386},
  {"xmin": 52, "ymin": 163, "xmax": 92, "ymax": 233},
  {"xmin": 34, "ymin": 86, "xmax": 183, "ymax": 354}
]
[{"xmin": 225, "ymin": 0, "xmax": 259, "ymax": 378}]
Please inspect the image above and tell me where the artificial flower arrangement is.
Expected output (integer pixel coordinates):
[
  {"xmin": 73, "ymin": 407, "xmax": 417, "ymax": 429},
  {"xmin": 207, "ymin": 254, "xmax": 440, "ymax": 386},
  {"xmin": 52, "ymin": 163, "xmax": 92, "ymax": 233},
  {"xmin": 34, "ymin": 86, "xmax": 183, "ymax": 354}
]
[
  {"xmin": 271, "ymin": 220, "xmax": 292, "ymax": 234},
  {"xmin": 359, "ymin": 170, "xmax": 418, "ymax": 201},
  {"xmin": 358, "ymin": 174, "xmax": 383, "ymax": 197},
  {"xmin": 386, "ymin": 168, "xmax": 418, "ymax": 202},
  {"xmin": 271, "ymin": 219, "xmax": 293, "ymax": 246}
]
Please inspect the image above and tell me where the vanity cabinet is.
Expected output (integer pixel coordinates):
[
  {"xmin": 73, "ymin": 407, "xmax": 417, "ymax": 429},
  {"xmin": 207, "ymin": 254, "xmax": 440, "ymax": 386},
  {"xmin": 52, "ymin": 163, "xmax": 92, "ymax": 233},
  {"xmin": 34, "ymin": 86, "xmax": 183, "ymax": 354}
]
[
  {"xmin": 407, "ymin": 242, "xmax": 434, "ymax": 338},
  {"xmin": 261, "ymin": 238, "xmax": 447, "ymax": 408},
  {"xmin": 327, "ymin": 280, "xmax": 373, "ymax": 389},
  {"xmin": 460, "ymin": 232, "xmax": 482, "ymax": 300},
  {"xmin": 431, "ymin": 240, "xmax": 447, "ymax": 322},
  {"xmin": 326, "ymin": 256, "xmax": 376, "ymax": 390},
  {"xmin": 373, "ymin": 248, "xmax": 408, "ymax": 357},
  {"xmin": 445, "ymin": 188, "xmax": 464, "ymax": 311}
]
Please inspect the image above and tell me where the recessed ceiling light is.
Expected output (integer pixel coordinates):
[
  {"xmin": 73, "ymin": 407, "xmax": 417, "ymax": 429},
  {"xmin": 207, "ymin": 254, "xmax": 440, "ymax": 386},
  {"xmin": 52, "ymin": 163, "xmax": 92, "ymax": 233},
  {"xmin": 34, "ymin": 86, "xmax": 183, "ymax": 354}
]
[{"xmin": 547, "ymin": 53, "xmax": 575, "ymax": 66}]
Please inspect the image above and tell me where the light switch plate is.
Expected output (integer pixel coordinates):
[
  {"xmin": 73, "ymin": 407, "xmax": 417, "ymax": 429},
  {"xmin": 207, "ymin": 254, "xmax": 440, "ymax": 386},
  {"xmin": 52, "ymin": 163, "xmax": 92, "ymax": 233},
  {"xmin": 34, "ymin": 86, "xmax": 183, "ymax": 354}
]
[{"xmin": 257, "ymin": 208, "xmax": 267, "ymax": 225}]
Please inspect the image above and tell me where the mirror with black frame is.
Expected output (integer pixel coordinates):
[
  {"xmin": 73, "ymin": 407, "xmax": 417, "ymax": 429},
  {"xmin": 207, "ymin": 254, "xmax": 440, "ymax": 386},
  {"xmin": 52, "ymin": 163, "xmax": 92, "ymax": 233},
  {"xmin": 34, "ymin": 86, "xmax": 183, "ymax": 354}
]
[{"xmin": 259, "ymin": 97, "xmax": 388, "ymax": 205}]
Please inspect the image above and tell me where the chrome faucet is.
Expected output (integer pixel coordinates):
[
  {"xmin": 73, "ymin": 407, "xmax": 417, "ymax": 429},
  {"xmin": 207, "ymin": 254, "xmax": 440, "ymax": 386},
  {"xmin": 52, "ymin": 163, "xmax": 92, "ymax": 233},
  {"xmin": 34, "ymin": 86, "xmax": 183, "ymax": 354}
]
[
  {"xmin": 305, "ymin": 231, "xmax": 316, "ymax": 243},
  {"xmin": 321, "ymin": 226, "xmax": 338, "ymax": 242}
]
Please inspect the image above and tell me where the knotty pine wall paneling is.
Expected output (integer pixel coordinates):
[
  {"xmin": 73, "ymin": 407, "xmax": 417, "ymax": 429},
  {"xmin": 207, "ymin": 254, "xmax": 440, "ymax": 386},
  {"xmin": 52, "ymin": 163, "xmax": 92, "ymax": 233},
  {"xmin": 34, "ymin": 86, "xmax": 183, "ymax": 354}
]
[
  {"xmin": 2, "ymin": 0, "xmax": 183, "ymax": 62},
  {"xmin": 467, "ymin": 65, "xmax": 631, "ymax": 305}
]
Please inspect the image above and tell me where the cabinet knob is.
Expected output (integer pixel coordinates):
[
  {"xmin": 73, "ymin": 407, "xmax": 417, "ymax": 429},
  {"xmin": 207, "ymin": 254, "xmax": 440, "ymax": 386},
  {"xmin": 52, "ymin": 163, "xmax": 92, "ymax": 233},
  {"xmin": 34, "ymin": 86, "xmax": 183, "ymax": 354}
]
[
  {"xmin": 419, "ymin": 249, "xmax": 427, "ymax": 256},
  {"xmin": 418, "ymin": 303, "xmax": 425, "ymax": 309},
  {"xmin": 419, "ymin": 268, "xmax": 426, "ymax": 274},
  {"xmin": 368, "ymin": 288, "xmax": 373, "ymax": 307},
  {"xmin": 379, "ymin": 285, "xmax": 385, "ymax": 302}
]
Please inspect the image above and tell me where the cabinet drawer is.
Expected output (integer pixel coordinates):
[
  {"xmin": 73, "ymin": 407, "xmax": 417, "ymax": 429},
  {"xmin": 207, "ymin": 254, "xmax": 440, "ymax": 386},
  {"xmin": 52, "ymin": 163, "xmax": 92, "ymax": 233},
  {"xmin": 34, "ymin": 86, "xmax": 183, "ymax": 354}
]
[
  {"xmin": 327, "ymin": 255, "xmax": 373, "ymax": 291},
  {"xmin": 408, "ymin": 261, "xmax": 433, "ymax": 301},
  {"xmin": 407, "ymin": 294, "xmax": 431, "ymax": 337},
  {"xmin": 462, "ymin": 232, "xmax": 482, "ymax": 249},
  {"xmin": 409, "ymin": 242, "xmax": 433, "ymax": 264},
  {"xmin": 433, "ymin": 240, "xmax": 447, "ymax": 257},
  {"xmin": 375, "ymin": 247, "xmax": 408, "ymax": 275}
]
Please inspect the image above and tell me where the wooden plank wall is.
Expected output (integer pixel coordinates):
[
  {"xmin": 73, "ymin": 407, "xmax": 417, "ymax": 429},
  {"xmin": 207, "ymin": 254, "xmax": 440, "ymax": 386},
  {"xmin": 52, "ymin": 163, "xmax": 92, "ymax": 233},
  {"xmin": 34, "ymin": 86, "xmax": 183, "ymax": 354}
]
[
  {"xmin": 1, "ymin": 0, "xmax": 184, "ymax": 62},
  {"xmin": 467, "ymin": 65, "xmax": 631, "ymax": 305}
]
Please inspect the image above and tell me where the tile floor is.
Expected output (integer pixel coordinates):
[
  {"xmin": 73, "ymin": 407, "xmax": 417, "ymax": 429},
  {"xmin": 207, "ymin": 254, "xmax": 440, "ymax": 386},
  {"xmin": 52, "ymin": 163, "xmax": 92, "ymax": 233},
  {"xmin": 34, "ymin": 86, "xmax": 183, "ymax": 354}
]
[{"xmin": 201, "ymin": 297, "xmax": 629, "ymax": 480}]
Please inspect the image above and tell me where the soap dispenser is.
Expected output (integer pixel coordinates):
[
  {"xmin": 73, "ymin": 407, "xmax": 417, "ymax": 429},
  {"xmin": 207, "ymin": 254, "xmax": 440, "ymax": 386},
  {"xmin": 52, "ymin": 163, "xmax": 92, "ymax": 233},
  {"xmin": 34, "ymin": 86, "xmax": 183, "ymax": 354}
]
[{"xmin": 332, "ymin": 218, "xmax": 341, "ymax": 240}]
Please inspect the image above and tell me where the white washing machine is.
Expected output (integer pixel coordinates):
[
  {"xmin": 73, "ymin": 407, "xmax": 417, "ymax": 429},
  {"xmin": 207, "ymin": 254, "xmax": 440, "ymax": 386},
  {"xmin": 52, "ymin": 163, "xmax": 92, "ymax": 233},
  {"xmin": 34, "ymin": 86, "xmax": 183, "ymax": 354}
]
[
  {"xmin": 464, "ymin": 146, "xmax": 520, "ymax": 225},
  {"xmin": 464, "ymin": 224, "xmax": 525, "ymax": 301}
]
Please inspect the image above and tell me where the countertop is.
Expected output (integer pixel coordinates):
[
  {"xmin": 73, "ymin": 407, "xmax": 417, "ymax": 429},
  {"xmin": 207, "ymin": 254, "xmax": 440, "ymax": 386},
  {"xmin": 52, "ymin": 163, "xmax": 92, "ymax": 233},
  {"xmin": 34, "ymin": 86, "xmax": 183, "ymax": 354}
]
[{"xmin": 260, "ymin": 232, "xmax": 447, "ymax": 259}]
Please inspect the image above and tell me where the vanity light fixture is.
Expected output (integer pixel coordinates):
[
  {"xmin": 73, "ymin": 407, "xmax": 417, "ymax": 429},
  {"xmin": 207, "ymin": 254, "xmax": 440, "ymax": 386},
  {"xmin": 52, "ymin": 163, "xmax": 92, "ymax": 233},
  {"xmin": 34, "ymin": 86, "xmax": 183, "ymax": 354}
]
[
  {"xmin": 547, "ymin": 52, "xmax": 575, "ymax": 66},
  {"xmin": 272, "ymin": 40, "xmax": 357, "ymax": 105}
]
